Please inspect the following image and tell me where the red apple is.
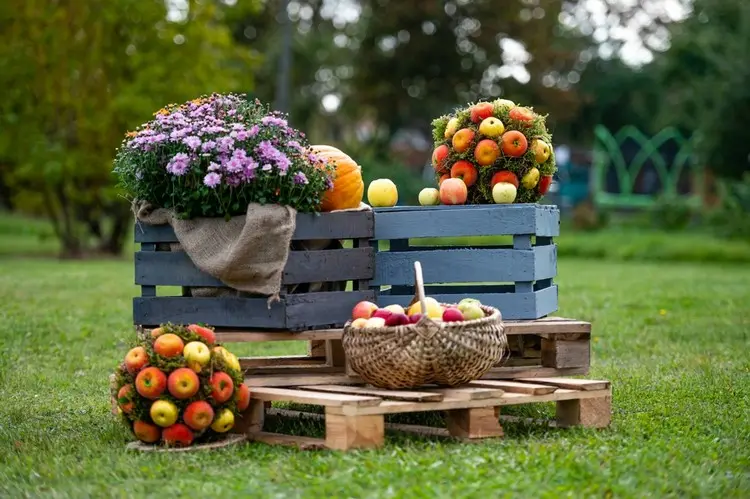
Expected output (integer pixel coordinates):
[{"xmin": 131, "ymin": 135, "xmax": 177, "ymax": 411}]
[
  {"xmin": 133, "ymin": 420, "xmax": 161, "ymax": 443},
  {"xmin": 352, "ymin": 301, "xmax": 379, "ymax": 320},
  {"xmin": 162, "ymin": 423, "xmax": 194, "ymax": 447},
  {"xmin": 124, "ymin": 346, "xmax": 149, "ymax": 374},
  {"xmin": 451, "ymin": 128, "xmax": 475, "ymax": 153},
  {"xmin": 450, "ymin": 160, "xmax": 478, "ymax": 187},
  {"xmin": 135, "ymin": 367, "xmax": 167, "ymax": 400},
  {"xmin": 500, "ymin": 130, "xmax": 528, "ymax": 158},
  {"xmin": 439, "ymin": 178, "xmax": 468, "ymax": 205},
  {"xmin": 153, "ymin": 333, "xmax": 184, "ymax": 358},
  {"xmin": 150, "ymin": 327, "xmax": 165, "ymax": 339},
  {"xmin": 470, "ymin": 102, "xmax": 494, "ymax": 123},
  {"xmin": 474, "ymin": 139, "xmax": 500, "ymax": 167},
  {"xmin": 432, "ymin": 144, "xmax": 450, "ymax": 173},
  {"xmin": 490, "ymin": 170, "xmax": 520, "ymax": 189},
  {"xmin": 538, "ymin": 175, "xmax": 553, "ymax": 195},
  {"xmin": 236, "ymin": 383, "xmax": 251, "ymax": 412},
  {"xmin": 371, "ymin": 308, "xmax": 393, "ymax": 320},
  {"xmin": 509, "ymin": 106, "xmax": 535, "ymax": 123},
  {"xmin": 187, "ymin": 324, "xmax": 216, "ymax": 345},
  {"xmin": 385, "ymin": 312, "xmax": 410, "ymax": 327},
  {"xmin": 210, "ymin": 372, "xmax": 234, "ymax": 403},
  {"xmin": 439, "ymin": 173, "xmax": 450, "ymax": 186},
  {"xmin": 183, "ymin": 400, "xmax": 215, "ymax": 431},
  {"xmin": 408, "ymin": 313, "xmax": 424, "ymax": 324},
  {"xmin": 117, "ymin": 384, "xmax": 135, "ymax": 414},
  {"xmin": 442, "ymin": 307, "xmax": 465, "ymax": 322},
  {"xmin": 167, "ymin": 367, "xmax": 200, "ymax": 400}
]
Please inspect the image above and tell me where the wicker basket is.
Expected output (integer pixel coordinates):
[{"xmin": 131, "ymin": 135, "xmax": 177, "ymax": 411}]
[{"xmin": 342, "ymin": 261, "xmax": 508, "ymax": 389}]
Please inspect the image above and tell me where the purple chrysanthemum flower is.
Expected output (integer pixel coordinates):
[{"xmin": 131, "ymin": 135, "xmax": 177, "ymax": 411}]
[
  {"xmin": 201, "ymin": 140, "xmax": 216, "ymax": 152},
  {"xmin": 261, "ymin": 115, "xmax": 289, "ymax": 128},
  {"xmin": 166, "ymin": 153, "xmax": 191, "ymax": 176},
  {"xmin": 183, "ymin": 135, "xmax": 201, "ymax": 150},
  {"xmin": 325, "ymin": 177, "xmax": 334, "ymax": 190},
  {"xmin": 203, "ymin": 172, "xmax": 222, "ymax": 188},
  {"xmin": 293, "ymin": 172, "xmax": 309, "ymax": 185},
  {"xmin": 218, "ymin": 136, "xmax": 235, "ymax": 154},
  {"xmin": 248, "ymin": 125, "xmax": 259, "ymax": 137},
  {"xmin": 208, "ymin": 161, "xmax": 221, "ymax": 172},
  {"xmin": 226, "ymin": 157, "xmax": 243, "ymax": 173},
  {"xmin": 261, "ymin": 163, "xmax": 273, "ymax": 172},
  {"xmin": 288, "ymin": 140, "xmax": 305, "ymax": 152}
]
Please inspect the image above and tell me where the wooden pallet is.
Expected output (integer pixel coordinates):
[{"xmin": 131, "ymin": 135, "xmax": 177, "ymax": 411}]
[
  {"xmin": 236, "ymin": 377, "xmax": 611, "ymax": 451},
  {"xmin": 215, "ymin": 316, "xmax": 591, "ymax": 387}
]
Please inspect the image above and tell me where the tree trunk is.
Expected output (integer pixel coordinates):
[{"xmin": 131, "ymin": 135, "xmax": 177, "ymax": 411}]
[{"xmin": 99, "ymin": 209, "xmax": 130, "ymax": 256}]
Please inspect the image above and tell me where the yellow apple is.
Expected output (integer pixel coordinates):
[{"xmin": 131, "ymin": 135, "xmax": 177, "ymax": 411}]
[
  {"xmin": 367, "ymin": 179, "xmax": 398, "ymax": 207},
  {"xmin": 444, "ymin": 117, "xmax": 460, "ymax": 139},
  {"xmin": 478, "ymin": 117, "xmax": 505, "ymax": 138},
  {"xmin": 350, "ymin": 318, "xmax": 369, "ymax": 328},
  {"xmin": 418, "ymin": 188, "xmax": 440, "ymax": 206},
  {"xmin": 492, "ymin": 182, "xmax": 517, "ymax": 204},
  {"xmin": 150, "ymin": 400, "xmax": 179, "ymax": 428},
  {"xmin": 210, "ymin": 408, "xmax": 235, "ymax": 433},
  {"xmin": 183, "ymin": 341, "xmax": 211, "ymax": 373},
  {"xmin": 407, "ymin": 297, "xmax": 443, "ymax": 319},
  {"xmin": 212, "ymin": 346, "xmax": 241, "ymax": 372},
  {"xmin": 493, "ymin": 98, "xmax": 516, "ymax": 111},
  {"xmin": 384, "ymin": 304, "xmax": 406, "ymax": 315},
  {"xmin": 522, "ymin": 167, "xmax": 541, "ymax": 189},
  {"xmin": 531, "ymin": 139, "xmax": 551, "ymax": 164},
  {"xmin": 365, "ymin": 317, "xmax": 387, "ymax": 328}
]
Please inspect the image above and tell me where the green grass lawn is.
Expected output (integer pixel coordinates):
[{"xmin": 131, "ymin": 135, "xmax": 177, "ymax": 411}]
[{"xmin": 0, "ymin": 251, "xmax": 748, "ymax": 497}]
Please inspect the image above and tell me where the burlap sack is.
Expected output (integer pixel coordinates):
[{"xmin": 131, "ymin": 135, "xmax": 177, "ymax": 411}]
[{"xmin": 134, "ymin": 201, "xmax": 296, "ymax": 305}]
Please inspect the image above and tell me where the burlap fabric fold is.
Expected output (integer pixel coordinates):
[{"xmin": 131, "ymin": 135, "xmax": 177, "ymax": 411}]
[{"xmin": 134, "ymin": 201, "xmax": 297, "ymax": 305}]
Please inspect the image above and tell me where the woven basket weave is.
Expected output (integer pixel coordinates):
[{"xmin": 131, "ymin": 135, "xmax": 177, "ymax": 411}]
[{"xmin": 342, "ymin": 261, "xmax": 508, "ymax": 389}]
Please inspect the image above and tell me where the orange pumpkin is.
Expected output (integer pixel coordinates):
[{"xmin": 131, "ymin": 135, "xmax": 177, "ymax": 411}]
[{"xmin": 312, "ymin": 145, "xmax": 364, "ymax": 212}]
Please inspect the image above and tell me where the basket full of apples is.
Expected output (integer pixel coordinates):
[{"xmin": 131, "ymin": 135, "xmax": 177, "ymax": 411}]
[
  {"xmin": 111, "ymin": 323, "xmax": 251, "ymax": 449},
  {"xmin": 427, "ymin": 99, "xmax": 557, "ymax": 206},
  {"xmin": 342, "ymin": 262, "xmax": 508, "ymax": 389}
]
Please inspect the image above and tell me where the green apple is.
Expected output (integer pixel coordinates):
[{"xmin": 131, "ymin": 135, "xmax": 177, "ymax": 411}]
[
  {"xmin": 459, "ymin": 298, "xmax": 481, "ymax": 307},
  {"xmin": 522, "ymin": 167, "xmax": 541, "ymax": 189},
  {"xmin": 210, "ymin": 408, "xmax": 235, "ymax": 433},
  {"xmin": 444, "ymin": 117, "xmax": 461, "ymax": 139},
  {"xmin": 458, "ymin": 302, "xmax": 484, "ymax": 320},
  {"xmin": 492, "ymin": 182, "xmax": 517, "ymax": 204},
  {"xmin": 384, "ymin": 304, "xmax": 406, "ymax": 315},
  {"xmin": 493, "ymin": 98, "xmax": 516, "ymax": 111},
  {"xmin": 418, "ymin": 188, "xmax": 440, "ymax": 206},
  {"xmin": 183, "ymin": 341, "xmax": 211, "ymax": 373}
]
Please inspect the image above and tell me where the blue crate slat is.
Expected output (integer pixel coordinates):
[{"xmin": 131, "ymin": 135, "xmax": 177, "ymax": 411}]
[
  {"xmin": 376, "ymin": 285, "xmax": 558, "ymax": 321},
  {"xmin": 133, "ymin": 290, "xmax": 375, "ymax": 330},
  {"xmin": 371, "ymin": 245, "xmax": 556, "ymax": 286},
  {"xmin": 372, "ymin": 204, "xmax": 560, "ymax": 240},
  {"xmin": 135, "ymin": 247, "xmax": 374, "ymax": 287},
  {"xmin": 134, "ymin": 210, "xmax": 374, "ymax": 243}
]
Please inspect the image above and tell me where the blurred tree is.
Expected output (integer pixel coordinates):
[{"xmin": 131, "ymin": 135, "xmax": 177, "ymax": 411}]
[
  {"xmin": 658, "ymin": 0, "xmax": 750, "ymax": 180},
  {"xmin": 0, "ymin": 0, "xmax": 260, "ymax": 257}
]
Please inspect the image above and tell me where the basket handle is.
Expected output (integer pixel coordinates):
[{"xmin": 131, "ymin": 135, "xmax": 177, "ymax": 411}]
[{"xmin": 413, "ymin": 261, "xmax": 427, "ymax": 317}]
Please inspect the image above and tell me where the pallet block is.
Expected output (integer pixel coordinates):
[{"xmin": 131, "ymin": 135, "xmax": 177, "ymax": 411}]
[{"xmin": 239, "ymin": 377, "xmax": 612, "ymax": 451}]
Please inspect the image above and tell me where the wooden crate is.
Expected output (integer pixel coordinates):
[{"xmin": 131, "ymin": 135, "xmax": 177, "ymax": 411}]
[
  {"xmin": 234, "ymin": 377, "xmax": 612, "ymax": 451},
  {"xmin": 133, "ymin": 211, "xmax": 375, "ymax": 331},
  {"xmin": 203, "ymin": 316, "xmax": 591, "ymax": 387},
  {"xmin": 371, "ymin": 204, "xmax": 560, "ymax": 320}
]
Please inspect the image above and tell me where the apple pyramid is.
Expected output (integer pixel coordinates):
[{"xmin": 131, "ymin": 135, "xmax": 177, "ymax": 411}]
[
  {"xmin": 431, "ymin": 99, "xmax": 557, "ymax": 204},
  {"xmin": 112, "ymin": 323, "xmax": 250, "ymax": 448}
]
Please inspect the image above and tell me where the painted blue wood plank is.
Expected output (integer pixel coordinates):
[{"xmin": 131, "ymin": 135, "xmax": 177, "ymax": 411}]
[
  {"xmin": 375, "ymin": 285, "xmax": 558, "ymax": 320},
  {"xmin": 133, "ymin": 297, "xmax": 287, "ymax": 328},
  {"xmin": 372, "ymin": 245, "xmax": 556, "ymax": 286},
  {"xmin": 134, "ymin": 210, "xmax": 374, "ymax": 243},
  {"xmin": 373, "ymin": 204, "xmax": 559, "ymax": 239}
]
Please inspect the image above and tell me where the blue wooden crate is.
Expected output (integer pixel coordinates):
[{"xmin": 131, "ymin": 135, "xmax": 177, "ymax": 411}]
[
  {"xmin": 371, "ymin": 204, "xmax": 559, "ymax": 320},
  {"xmin": 132, "ymin": 211, "xmax": 375, "ymax": 331}
]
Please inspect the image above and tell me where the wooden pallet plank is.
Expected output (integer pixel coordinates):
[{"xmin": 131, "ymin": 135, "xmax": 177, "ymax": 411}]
[
  {"xmin": 468, "ymin": 380, "xmax": 557, "ymax": 395},
  {"xmin": 372, "ymin": 246, "xmax": 555, "ymax": 285},
  {"xmin": 299, "ymin": 385, "xmax": 444, "ymax": 402},
  {"xmin": 556, "ymin": 395, "xmax": 612, "ymax": 428},
  {"xmin": 423, "ymin": 386, "xmax": 504, "ymax": 400},
  {"xmin": 134, "ymin": 211, "xmax": 374, "ymax": 243},
  {"xmin": 135, "ymin": 247, "xmax": 374, "ymax": 287},
  {"xmin": 330, "ymin": 388, "xmax": 611, "ymax": 416},
  {"xmin": 481, "ymin": 366, "xmax": 589, "ymax": 379},
  {"xmin": 251, "ymin": 387, "xmax": 381, "ymax": 407},
  {"xmin": 516, "ymin": 378, "xmax": 610, "ymax": 391},
  {"xmin": 244, "ymin": 373, "xmax": 361, "ymax": 387},
  {"xmin": 248, "ymin": 432, "xmax": 327, "ymax": 450}
]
